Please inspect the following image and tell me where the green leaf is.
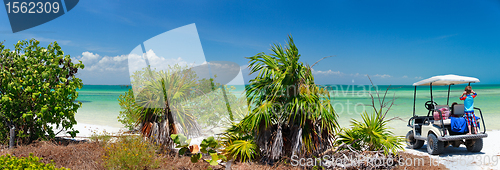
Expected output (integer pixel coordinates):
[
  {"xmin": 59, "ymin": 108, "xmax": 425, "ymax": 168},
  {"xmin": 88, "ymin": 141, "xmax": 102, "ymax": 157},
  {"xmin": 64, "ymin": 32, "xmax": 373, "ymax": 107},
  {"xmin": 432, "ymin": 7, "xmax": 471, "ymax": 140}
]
[
  {"xmin": 190, "ymin": 153, "xmax": 202, "ymax": 163},
  {"xmin": 200, "ymin": 147, "xmax": 208, "ymax": 154},
  {"xmin": 209, "ymin": 153, "xmax": 219, "ymax": 165},
  {"xmin": 208, "ymin": 149, "xmax": 217, "ymax": 154},
  {"xmin": 179, "ymin": 148, "xmax": 188, "ymax": 155}
]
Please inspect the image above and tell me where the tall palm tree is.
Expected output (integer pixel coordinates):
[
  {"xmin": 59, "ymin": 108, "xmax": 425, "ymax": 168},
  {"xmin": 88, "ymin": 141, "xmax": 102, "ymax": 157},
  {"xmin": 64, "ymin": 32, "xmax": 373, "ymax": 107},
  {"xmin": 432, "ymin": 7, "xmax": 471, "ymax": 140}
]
[{"xmin": 241, "ymin": 36, "xmax": 338, "ymax": 161}]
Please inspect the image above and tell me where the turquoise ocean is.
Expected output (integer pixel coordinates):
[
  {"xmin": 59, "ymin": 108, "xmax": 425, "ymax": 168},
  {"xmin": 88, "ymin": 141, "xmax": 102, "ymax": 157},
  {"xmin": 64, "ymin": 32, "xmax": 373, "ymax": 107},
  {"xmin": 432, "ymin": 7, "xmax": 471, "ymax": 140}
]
[{"xmin": 76, "ymin": 84, "xmax": 500, "ymax": 136}]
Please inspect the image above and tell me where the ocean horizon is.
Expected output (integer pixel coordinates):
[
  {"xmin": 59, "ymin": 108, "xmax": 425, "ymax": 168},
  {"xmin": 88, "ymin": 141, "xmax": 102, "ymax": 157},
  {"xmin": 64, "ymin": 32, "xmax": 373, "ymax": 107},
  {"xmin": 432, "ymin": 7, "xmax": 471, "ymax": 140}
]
[{"xmin": 76, "ymin": 84, "xmax": 500, "ymax": 136}]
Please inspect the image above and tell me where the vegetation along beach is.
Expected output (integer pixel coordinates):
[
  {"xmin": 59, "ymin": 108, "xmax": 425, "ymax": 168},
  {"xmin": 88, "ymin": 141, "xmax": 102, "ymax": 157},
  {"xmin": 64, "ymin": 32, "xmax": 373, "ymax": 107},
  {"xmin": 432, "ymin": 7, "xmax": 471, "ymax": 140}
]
[
  {"xmin": 2, "ymin": 1, "xmax": 500, "ymax": 169},
  {"xmin": 5, "ymin": 36, "xmax": 496, "ymax": 170}
]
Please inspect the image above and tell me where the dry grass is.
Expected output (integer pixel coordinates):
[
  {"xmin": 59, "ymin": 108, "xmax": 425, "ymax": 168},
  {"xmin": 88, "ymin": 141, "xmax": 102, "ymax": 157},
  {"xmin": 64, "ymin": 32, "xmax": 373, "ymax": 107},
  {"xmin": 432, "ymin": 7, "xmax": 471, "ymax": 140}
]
[
  {"xmin": 0, "ymin": 142, "xmax": 447, "ymax": 170},
  {"xmin": 0, "ymin": 141, "xmax": 104, "ymax": 170}
]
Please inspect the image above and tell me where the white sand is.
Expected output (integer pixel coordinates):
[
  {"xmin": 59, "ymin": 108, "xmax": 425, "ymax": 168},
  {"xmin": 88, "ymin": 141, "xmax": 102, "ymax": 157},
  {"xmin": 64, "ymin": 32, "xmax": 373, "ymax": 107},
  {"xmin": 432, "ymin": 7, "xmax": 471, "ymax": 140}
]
[
  {"xmin": 403, "ymin": 130, "xmax": 500, "ymax": 170},
  {"xmin": 54, "ymin": 123, "xmax": 126, "ymax": 139}
]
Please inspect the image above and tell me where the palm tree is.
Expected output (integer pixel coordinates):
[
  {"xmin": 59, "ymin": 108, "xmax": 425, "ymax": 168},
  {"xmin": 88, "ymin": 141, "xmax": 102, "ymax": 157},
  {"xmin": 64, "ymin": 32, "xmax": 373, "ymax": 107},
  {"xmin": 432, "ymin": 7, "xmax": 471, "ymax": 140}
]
[
  {"xmin": 240, "ymin": 35, "xmax": 338, "ymax": 161},
  {"xmin": 132, "ymin": 65, "xmax": 203, "ymax": 147}
]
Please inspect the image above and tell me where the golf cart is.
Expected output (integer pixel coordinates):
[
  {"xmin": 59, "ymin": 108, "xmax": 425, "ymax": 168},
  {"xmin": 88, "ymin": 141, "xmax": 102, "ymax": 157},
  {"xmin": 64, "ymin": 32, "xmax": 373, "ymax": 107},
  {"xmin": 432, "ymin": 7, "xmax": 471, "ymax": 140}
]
[{"xmin": 406, "ymin": 75, "xmax": 488, "ymax": 155}]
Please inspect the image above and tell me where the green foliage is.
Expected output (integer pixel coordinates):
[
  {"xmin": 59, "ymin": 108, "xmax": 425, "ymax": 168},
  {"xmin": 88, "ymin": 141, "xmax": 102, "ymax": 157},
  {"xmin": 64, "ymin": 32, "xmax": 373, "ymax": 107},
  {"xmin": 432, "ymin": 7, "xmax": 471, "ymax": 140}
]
[
  {"xmin": 199, "ymin": 136, "xmax": 226, "ymax": 165},
  {"xmin": 89, "ymin": 131, "xmax": 113, "ymax": 146},
  {"xmin": 220, "ymin": 124, "xmax": 258, "ymax": 162},
  {"xmin": 189, "ymin": 86, "xmax": 248, "ymax": 128},
  {"xmin": 171, "ymin": 134, "xmax": 226, "ymax": 166},
  {"xmin": 120, "ymin": 64, "xmax": 248, "ymax": 147},
  {"xmin": 117, "ymin": 89, "xmax": 140, "ymax": 131},
  {"xmin": 171, "ymin": 133, "xmax": 191, "ymax": 155},
  {"xmin": 240, "ymin": 35, "xmax": 338, "ymax": 159},
  {"xmin": 0, "ymin": 39, "xmax": 84, "ymax": 144},
  {"xmin": 129, "ymin": 65, "xmax": 203, "ymax": 142},
  {"xmin": 0, "ymin": 153, "xmax": 68, "ymax": 169},
  {"xmin": 225, "ymin": 139, "xmax": 258, "ymax": 162},
  {"xmin": 337, "ymin": 112, "xmax": 403, "ymax": 155},
  {"xmin": 102, "ymin": 135, "xmax": 159, "ymax": 170}
]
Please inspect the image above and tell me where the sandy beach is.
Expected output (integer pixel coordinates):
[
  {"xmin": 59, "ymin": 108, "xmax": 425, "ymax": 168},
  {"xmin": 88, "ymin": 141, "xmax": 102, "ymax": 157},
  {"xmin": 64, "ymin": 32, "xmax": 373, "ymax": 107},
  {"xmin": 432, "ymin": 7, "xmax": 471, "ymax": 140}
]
[
  {"xmin": 55, "ymin": 123, "xmax": 125, "ymax": 139},
  {"xmin": 403, "ymin": 130, "xmax": 500, "ymax": 170}
]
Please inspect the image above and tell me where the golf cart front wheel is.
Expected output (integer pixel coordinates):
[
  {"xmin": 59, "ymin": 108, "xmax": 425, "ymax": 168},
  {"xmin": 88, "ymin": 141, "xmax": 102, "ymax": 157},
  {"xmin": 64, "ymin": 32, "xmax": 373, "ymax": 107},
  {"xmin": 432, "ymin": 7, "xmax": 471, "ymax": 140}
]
[
  {"xmin": 406, "ymin": 130, "xmax": 424, "ymax": 149},
  {"xmin": 427, "ymin": 133, "xmax": 444, "ymax": 155},
  {"xmin": 466, "ymin": 138, "xmax": 483, "ymax": 152}
]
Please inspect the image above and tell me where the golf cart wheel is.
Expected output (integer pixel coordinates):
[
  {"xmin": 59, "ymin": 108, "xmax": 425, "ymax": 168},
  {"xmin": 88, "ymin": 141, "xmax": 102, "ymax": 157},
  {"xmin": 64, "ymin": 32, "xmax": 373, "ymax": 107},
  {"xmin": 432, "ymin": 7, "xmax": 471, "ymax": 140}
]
[
  {"xmin": 406, "ymin": 130, "xmax": 424, "ymax": 149},
  {"xmin": 427, "ymin": 133, "xmax": 444, "ymax": 155},
  {"xmin": 466, "ymin": 138, "xmax": 483, "ymax": 152}
]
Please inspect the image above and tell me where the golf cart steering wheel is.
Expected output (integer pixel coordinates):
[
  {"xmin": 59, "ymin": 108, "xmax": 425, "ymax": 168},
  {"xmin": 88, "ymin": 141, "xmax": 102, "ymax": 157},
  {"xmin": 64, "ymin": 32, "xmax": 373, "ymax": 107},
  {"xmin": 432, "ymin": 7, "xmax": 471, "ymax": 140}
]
[{"xmin": 425, "ymin": 101, "xmax": 438, "ymax": 111}]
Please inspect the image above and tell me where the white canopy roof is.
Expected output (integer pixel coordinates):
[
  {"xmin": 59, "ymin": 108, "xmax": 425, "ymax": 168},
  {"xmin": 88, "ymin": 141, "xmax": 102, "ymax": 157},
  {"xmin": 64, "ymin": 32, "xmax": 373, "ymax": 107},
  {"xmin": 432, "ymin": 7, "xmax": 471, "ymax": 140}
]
[{"xmin": 413, "ymin": 74, "xmax": 480, "ymax": 86}]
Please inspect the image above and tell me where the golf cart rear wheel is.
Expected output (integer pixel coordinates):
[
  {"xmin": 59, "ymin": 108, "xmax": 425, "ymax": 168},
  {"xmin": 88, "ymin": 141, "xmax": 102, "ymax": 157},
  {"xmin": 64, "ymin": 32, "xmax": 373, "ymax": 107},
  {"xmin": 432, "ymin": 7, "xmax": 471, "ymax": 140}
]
[
  {"xmin": 406, "ymin": 130, "xmax": 424, "ymax": 149},
  {"xmin": 427, "ymin": 133, "xmax": 444, "ymax": 155},
  {"xmin": 466, "ymin": 138, "xmax": 483, "ymax": 152}
]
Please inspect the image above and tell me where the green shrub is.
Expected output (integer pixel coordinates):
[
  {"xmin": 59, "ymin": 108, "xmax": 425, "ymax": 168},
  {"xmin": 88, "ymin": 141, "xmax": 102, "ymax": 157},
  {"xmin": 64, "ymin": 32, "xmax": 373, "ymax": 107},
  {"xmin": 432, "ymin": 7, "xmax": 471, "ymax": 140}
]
[
  {"xmin": 171, "ymin": 134, "xmax": 226, "ymax": 166},
  {"xmin": 0, "ymin": 39, "xmax": 84, "ymax": 144},
  {"xmin": 89, "ymin": 131, "xmax": 113, "ymax": 146},
  {"xmin": 0, "ymin": 153, "xmax": 68, "ymax": 169},
  {"xmin": 117, "ymin": 89, "xmax": 140, "ymax": 131},
  {"xmin": 337, "ymin": 112, "xmax": 403, "ymax": 155},
  {"xmin": 220, "ymin": 124, "xmax": 258, "ymax": 162},
  {"xmin": 102, "ymin": 135, "xmax": 159, "ymax": 170}
]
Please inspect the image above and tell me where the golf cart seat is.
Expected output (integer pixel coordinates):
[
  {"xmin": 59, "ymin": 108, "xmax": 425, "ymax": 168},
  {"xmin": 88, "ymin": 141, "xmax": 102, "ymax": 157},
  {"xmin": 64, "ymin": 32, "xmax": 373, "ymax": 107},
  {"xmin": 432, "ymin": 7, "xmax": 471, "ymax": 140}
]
[
  {"xmin": 452, "ymin": 104, "xmax": 465, "ymax": 117},
  {"xmin": 433, "ymin": 104, "xmax": 466, "ymax": 126}
]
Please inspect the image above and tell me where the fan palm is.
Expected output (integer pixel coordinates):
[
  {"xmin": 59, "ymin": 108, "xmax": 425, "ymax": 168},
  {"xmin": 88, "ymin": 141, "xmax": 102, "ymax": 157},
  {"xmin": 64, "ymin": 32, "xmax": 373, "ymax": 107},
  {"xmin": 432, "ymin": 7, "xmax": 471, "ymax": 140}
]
[
  {"xmin": 132, "ymin": 65, "xmax": 203, "ymax": 147},
  {"xmin": 241, "ymin": 35, "xmax": 338, "ymax": 161},
  {"xmin": 337, "ymin": 111, "xmax": 403, "ymax": 155}
]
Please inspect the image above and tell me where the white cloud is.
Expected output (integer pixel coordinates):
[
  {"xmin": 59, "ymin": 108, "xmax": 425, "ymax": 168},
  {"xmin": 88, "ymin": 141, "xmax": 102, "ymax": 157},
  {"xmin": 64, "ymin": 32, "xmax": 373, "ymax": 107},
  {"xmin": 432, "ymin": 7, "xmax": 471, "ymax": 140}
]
[
  {"xmin": 350, "ymin": 73, "xmax": 361, "ymax": 76},
  {"xmin": 127, "ymin": 49, "xmax": 189, "ymax": 73},
  {"xmin": 74, "ymin": 52, "xmax": 128, "ymax": 72},
  {"xmin": 311, "ymin": 68, "xmax": 343, "ymax": 75},
  {"xmin": 373, "ymin": 74, "xmax": 391, "ymax": 78},
  {"xmin": 415, "ymin": 76, "xmax": 423, "ymax": 79},
  {"xmin": 402, "ymin": 75, "xmax": 408, "ymax": 78}
]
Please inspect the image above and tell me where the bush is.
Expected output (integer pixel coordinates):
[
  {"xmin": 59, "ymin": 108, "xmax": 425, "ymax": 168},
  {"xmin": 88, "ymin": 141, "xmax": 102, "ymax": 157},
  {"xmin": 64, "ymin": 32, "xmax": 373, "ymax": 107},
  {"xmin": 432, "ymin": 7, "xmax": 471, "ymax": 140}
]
[
  {"xmin": 117, "ymin": 89, "xmax": 140, "ymax": 131},
  {"xmin": 102, "ymin": 135, "xmax": 159, "ymax": 169},
  {"xmin": 90, "ymin": 131, "xmax": 113, "ymax": 146},
  {"xmin": 0, "ymin": 39, "xmax": 84, "ymax": 144},
  {"xmin": 337, "ymin": 112, "xmax": 403, "ymax": 155},
  {"xmin": 220, "ymin": 124, "xmax": 259, "ymax": 162},
  {"xmin": 171, "ymin": 134, "xmax": 226, "ymax": 166},
  {"xmin": 0, "ymin": 153, "xmax": 68, "ymax": 169}
]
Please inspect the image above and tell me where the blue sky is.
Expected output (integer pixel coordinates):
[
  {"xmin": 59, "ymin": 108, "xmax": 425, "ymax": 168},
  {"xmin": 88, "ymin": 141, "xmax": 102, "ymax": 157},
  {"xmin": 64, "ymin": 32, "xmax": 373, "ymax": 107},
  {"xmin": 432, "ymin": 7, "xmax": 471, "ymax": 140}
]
[{"xmin": 1, "ymin": 0, "xmax": 500, "ymax": 85}]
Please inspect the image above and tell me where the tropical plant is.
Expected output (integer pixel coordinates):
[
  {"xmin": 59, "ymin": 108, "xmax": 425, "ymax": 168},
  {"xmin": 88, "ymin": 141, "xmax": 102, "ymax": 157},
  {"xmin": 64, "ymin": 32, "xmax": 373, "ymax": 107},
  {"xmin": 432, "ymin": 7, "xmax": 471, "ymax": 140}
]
[
  {"xmin": 123, "ymin": 63, "xmax": 247, "ymax": 149},
  {"xmin": 337, "ymin": 111, "xmax": 403, "ymax": 155},
  {"xmin": 102, "ymin": 135, "xmax": 159, "ymax": 169},
  {"xmin": 220, "ymin": 124, "xmax": 258, "ymax": 162},
  {"xmin": 117, "ymin": 89, "xmax": 141, "ymax": 131},
  {"xmin": 189, "ymin": 86, "xmax": 248, "ymax": 129},
  {"xmin": 240, "ymin": 35, "xmax": 338, "ymax": 161},
  {"xmin": 0, "ymin": 153, "xmax": 68, "ymax": 170},
  {"xmin": 0, "ymin": 39, "xmax": 84, "ymax": 145},
  {"xmin": 130, "ymin": 65, "xmax": 202, "ymax": 147},
  {"xmin": 171, "ymin": 134, "xmax": 226, "ymax": 166}
]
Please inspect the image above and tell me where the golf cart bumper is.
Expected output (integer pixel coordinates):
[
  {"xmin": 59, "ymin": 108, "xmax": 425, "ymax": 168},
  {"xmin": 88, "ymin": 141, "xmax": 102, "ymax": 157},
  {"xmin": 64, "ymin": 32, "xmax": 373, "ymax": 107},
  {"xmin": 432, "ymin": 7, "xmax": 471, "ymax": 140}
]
[{"xmin": 438, "ymin": 133, "xmax": 488, "ymax": 141}]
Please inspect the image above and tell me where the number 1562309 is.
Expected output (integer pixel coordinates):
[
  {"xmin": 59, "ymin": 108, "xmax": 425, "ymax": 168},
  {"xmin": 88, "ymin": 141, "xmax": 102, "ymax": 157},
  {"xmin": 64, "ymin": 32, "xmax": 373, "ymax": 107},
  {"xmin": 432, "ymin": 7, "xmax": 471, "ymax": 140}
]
[{"xmin": 5, "ymin": 1, "xmax": 60, "ymax": 14}]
